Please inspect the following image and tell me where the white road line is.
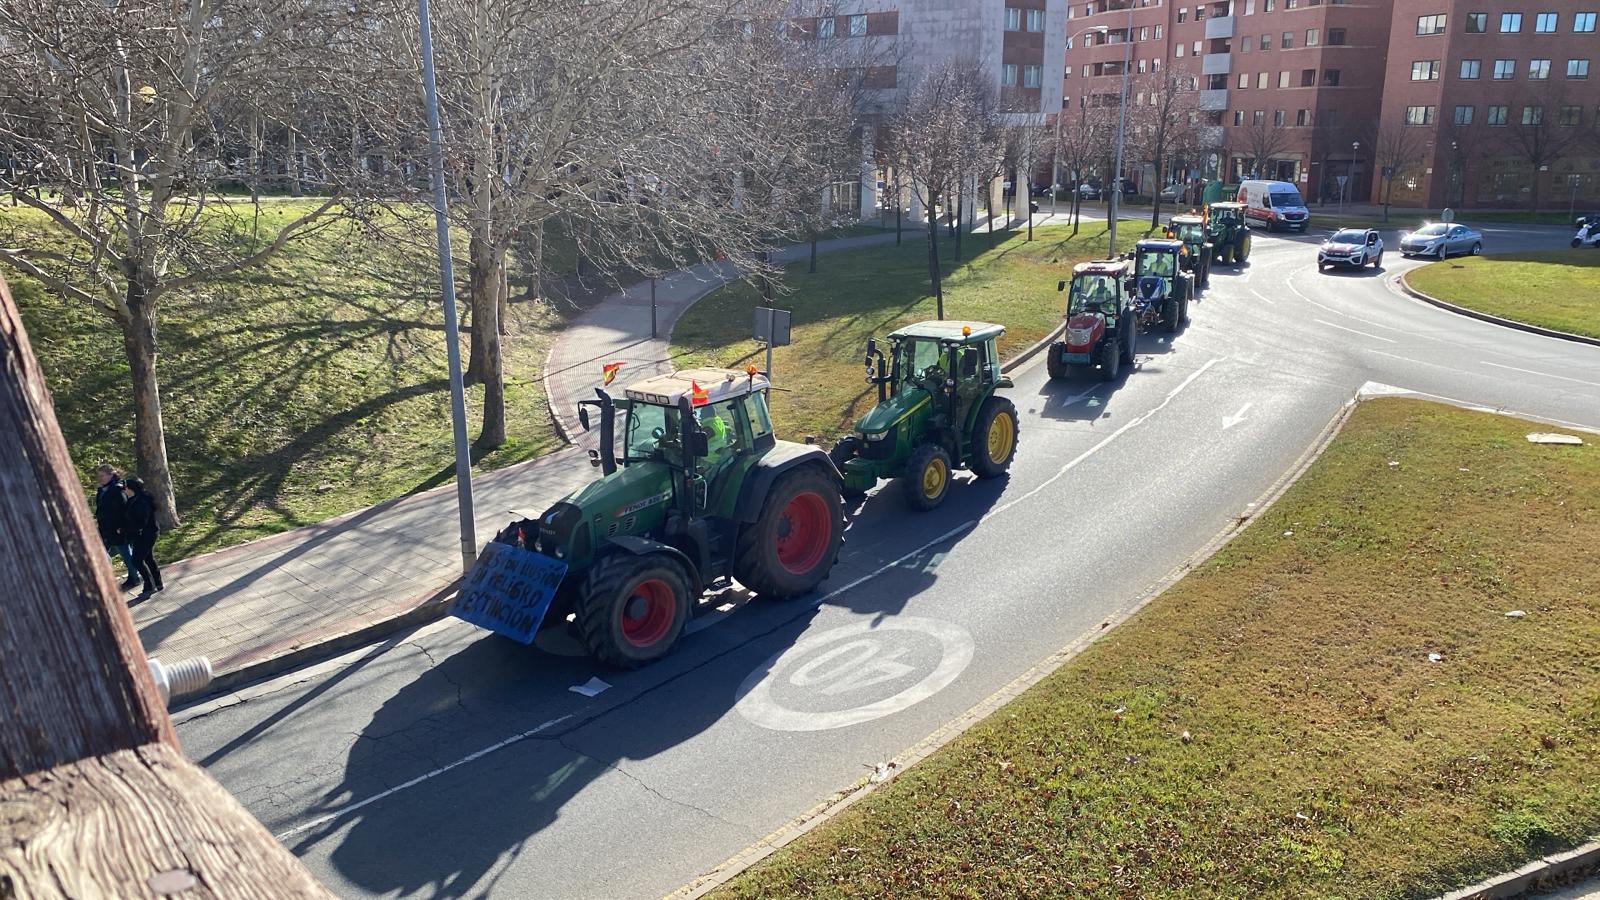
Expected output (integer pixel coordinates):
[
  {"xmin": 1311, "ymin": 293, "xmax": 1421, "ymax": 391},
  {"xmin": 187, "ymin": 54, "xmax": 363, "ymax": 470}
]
[
  {"xmin": 1313, "ymin": 318, "xmax": 1398, "ymax": 344},
  {"xmin": 1482, "ymin": 361, "xmax": 1600, "ymax": 389},
  {"xmin": 1288, "ymin": 282, "xmax": 1402, "ymax": 333},
  {"xmin": 1249, "ymin": 289, "xmax": 1276, "ymax": 305},
  {"xmin": 275, "ymin": 713, "xmax": 574, "ymax": 840}
]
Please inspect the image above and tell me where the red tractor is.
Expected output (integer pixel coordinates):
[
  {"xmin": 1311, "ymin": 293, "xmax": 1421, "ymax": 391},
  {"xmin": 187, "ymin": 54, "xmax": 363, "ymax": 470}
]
[{"xmin": 1046, "ymin": 259, "xmax": 1138, "ymax": 382}]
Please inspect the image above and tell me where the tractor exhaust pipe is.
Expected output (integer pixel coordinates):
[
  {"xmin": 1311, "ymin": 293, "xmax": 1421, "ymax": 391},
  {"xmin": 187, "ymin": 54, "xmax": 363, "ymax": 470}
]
[{"xmin": 594, "ymin": 388, "xmax": 617, "ymax": 475}]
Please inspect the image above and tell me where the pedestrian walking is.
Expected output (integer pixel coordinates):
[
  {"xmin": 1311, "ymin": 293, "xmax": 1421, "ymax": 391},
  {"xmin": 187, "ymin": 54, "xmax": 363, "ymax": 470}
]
[
  {"xmin": 122, "ymin": 476, "xmax": 164, "ymax": 599},
  {"xmin": 93, "ymin": 464, "xmax": 139, "ymax": 591}
]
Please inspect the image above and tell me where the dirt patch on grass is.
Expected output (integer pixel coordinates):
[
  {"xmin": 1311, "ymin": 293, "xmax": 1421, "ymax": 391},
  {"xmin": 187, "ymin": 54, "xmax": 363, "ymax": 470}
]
[{"xmin": 716, "ymin": 398, "xmax": 1600, "ymax": 899}]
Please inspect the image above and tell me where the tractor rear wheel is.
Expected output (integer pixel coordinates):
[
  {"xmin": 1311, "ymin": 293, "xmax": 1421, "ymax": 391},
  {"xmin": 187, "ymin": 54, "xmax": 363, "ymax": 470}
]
[
  {"xmin": 903, "ymin": 443, "xmax": 953, "ymax": 510},
  {"xmin": 1046, "ymin": 342, "xmax": 1069, "ymax": 380},
  {"xmin": 1237, "ymin": 234, "xmax": 1252, "ymax": 263},
  {"xmin": 829, "ymin": 437, "xmax": 867, "ymax": 498},
  {"xmin": 734, "ymin": 466, "xmax": 844, "ymax": 598},
  {"xmin": 576, "ymin": 554, "xmax": 692, "ymax": 668},
  {"xmin": 1164, "ymin": 298, "xmax": 1180, "ymax": 333},
  {"xmin": 968, "ymin": 396, "xmax": 1019, "ymax": 479}
]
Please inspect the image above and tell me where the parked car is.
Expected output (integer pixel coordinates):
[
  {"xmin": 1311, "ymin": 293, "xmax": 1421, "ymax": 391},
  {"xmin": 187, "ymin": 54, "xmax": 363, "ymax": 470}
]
[
  {"xmin": 1237, "ymin": 180, "xmax": 1309, "ymax": 231},
  {"xmin": 1317, "ymin": 228, "xmax": 1384, "ymax": 271},
  {"xmin": 1398, "ymin": 222, "xmax": 1483, "ymax": 258},
  {"xmin": 1158, "ymin": 183, "xmax": 1185, "ymax": 203},
  {"xmin": 1078, "ymin": 182, "xmax": 1102, "ymax": 200}
]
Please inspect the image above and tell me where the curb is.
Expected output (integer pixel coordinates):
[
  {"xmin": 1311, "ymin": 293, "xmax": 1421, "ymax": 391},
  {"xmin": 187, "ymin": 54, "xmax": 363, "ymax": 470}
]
[
  {"xmin": 668, "ymin": 392, "xmax": 1362, "ymax": 899},
  {"xmin": 1436, "ymin": 839, "xmax": 1600, "ymax": 900},
  {"xmin": 173, "ymin": 578, "xmax": 460, "ymax": 708},
  {"xmin": 1002, "ymin": 321, "xmax": 1068, "ymax": 372},
  {"xmin": 1399, "ymin": 272, "xmax": 1600, "ymax": 348}
]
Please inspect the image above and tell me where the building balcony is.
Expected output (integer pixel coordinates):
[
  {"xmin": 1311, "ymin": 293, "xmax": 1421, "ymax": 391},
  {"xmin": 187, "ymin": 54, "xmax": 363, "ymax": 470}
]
[
  {"xmin": 1204, "ymin": 15, "xmax": 1234, "ymax": 39},
  {"xmin": 1200, "ymin": 52, "xmax": 1232, "ymax": 75},
  {"xmin": 1198, "ymin": 89, "xmax": 1228, "ymax": 110}
]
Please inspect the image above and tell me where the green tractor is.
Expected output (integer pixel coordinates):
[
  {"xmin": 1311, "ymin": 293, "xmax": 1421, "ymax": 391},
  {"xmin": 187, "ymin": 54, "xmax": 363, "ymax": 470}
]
[
  {"xmin": 1047, "ymin": 260, "xmax": 1138, "ymax": 382},
  {"xmin": 1206, "ymin": 201, "xmax": 1252, "ymax": 265},
  {"xmin": 1166, "ymin": 213, "xmax": 1213, "ymax": 289},
  {"xmin": 461, "ymin": 367, "xmax": 845, "ymax": 668},
  {"xmin": 1129, "ymin": 238, "xmax": 1193, "ymax": 334},
  {"xmin": 829, "ymin": 321, "xmax": 1020, "ymax": 511}
]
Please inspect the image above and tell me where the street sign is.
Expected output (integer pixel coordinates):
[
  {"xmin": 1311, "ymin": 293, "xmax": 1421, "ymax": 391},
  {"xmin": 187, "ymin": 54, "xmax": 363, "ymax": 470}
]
[
  {"xmin": 1442, "ymin": 207, "xmax": 1455, "ymax": 223},
  {"xmin": 450, "ymin": 540, "xmax": 567, "ymax": 643},
  {"xmin": 1335, "ymin": 175, "xmax": 1348, "ymax": 188},
  {"xmin": 753, "ymin": 306, "xmax": 792, "ymax": 347},
  {"xmin": 1382, "ymin": 166, "xmax": 1395, "ymax": 179}
]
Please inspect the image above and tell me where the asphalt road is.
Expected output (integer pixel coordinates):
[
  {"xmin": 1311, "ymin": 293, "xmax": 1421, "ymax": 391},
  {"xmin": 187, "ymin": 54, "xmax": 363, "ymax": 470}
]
[{"xmin": 176, "ymin": 221, "xmax": 1597, "ymax": 899}]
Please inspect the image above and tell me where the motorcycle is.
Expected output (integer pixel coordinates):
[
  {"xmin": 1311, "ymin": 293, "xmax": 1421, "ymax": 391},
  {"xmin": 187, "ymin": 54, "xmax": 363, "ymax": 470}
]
[{"xmin": 1573, "ymin": 216, "xmax": 1600, "ymax": 248}]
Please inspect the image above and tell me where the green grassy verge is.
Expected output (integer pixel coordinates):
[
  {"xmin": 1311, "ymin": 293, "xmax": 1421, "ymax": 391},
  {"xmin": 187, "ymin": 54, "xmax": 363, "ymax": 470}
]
[
  {"xmin": 1407, "ymin": 251, "xmax": 1600, "ymax": 339},
  {"xmin": 671, "ymin": 223, "xmax": 1146, "ymax": 440},
  {"xmin": 4, "ymin": 202, "xmax": 574, "ymax": 560},
  {"xmin": 717, "ymin": 398, "xmax": 1600, "ymax": 899}
]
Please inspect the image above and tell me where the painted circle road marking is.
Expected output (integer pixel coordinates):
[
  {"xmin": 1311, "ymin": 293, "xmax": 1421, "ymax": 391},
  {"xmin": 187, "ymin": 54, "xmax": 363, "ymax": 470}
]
[{"xmin": 735, "ymin": 617, "xmax": 974, "ymax": 732}]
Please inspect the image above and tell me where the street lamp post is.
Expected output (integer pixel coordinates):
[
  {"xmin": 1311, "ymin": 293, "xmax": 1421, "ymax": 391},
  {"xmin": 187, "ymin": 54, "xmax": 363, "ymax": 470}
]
[
  {"xmin": 1086, "ymin": 11, "xmax": 1133, "ymax": 258},
  {"xmin": 1341, "ymin": 139, "xmax": 1359, "ymax": 216}
]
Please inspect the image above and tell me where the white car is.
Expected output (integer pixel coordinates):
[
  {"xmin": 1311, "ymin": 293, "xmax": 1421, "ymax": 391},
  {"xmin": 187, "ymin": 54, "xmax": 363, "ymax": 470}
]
[{"xmin": 1317, "ymin": 228, "xmax": 1383, "ymax": 271}]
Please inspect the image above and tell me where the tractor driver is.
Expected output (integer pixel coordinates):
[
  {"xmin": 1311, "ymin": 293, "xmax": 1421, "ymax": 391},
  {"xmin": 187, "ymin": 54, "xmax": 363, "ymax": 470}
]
[{"xmin": 1143, "ymin": 250, "xmax": 1174, "ymax": 278}]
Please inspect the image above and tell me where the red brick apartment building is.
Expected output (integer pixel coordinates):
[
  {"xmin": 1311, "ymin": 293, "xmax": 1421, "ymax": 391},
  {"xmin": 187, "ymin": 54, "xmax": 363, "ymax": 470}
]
[{"xmin": 1062, "ymin": 0, "xmax": 1600, "ymax": 208}]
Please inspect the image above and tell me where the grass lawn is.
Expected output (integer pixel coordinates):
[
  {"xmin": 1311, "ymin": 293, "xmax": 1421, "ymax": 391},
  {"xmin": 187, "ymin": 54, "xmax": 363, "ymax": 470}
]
[
  {"xmin": 1406, "ymin": 251, "xmax": 1600, "ymax": 339},
  {"xmin": 671, "ymin": 222, "xmax": 1147, "ymax": 441},
  {"xmin": 717, "ymin": 398, "xmax": 1600, "ymax": 899},
  {"xmin": 4, "ymin": 201, "xmax": 578, "ymax": 561}
]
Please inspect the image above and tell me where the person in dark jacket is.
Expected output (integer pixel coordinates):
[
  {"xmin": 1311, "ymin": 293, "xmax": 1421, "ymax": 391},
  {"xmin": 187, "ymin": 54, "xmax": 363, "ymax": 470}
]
[
  {"xmin": 122, "ymin": 476, "xmax": 164, "ymax": 598},
  {"xmin": 94, "ymin": 465, "xmax": 139, "ymax": 591}
]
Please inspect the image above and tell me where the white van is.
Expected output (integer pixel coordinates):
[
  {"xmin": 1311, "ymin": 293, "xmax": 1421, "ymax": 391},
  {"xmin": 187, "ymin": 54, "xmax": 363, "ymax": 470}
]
[{"xmin": 1237, "ymin": 180, "xmax": 1309, "ymax": 231}]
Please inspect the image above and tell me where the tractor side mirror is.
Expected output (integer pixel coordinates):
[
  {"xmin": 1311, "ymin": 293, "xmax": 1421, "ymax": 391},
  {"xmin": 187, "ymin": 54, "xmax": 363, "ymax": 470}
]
[
  {"xmin": 577, "ymin": 404, "xmax": 591, "ymax": 432},
  {"xmin": 960, "ymin": 348, "xmax": 979, "ymax": 378},
  {"xmin": 866, "ymin": 337, "xmax": 877, "ymax": 358},
  {"xmin": 685, "ymin": 429, "xmax": 710, "ymax": 458},
  {"xmin": 1057, "ymin": 279, "xmax": 1067, "ymax": 292}
]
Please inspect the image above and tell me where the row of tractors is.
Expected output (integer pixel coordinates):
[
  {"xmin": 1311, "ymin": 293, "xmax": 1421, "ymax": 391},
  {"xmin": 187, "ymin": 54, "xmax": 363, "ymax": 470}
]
[
  {"xmin": 1045, "ymin": 202, "xmax": 1251, "ymax": 382},
  {"xmin": 452, "ymin": 204, "xmax": 1252, "ymax": 669}
]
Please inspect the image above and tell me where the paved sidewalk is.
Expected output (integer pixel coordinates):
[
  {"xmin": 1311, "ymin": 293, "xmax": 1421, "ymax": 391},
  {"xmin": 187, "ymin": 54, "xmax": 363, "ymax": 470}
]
[{"xmin": 134, "ymin": 227, "xmax": 904, "ymax": 691}]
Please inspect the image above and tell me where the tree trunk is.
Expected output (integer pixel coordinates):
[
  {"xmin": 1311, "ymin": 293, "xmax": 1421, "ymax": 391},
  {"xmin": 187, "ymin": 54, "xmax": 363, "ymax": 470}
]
[
  {"xmin": 468, "ymin": 235, "xmax": 506, "ymax": 449},
  {"xmin": 954, "ymin": 194, "xmax": 963, "ymax": 262},
  {"xmin": 120, "ymin": 284, "xmax": 179, "ymax": 529},
  {"xmin": 809, "ymin": 235, "xmax": 818, "ymax": 273},
  {"xmin": 926, "ymin": 203, "xmax": 943, "ymax": 319},
  {"xmin": 1529, "ymin": 169, "xmax": 1542, "ymax": 214},
  {"xmin": 895, "ymin": 198, "xmax": 902, "ymax": 245},
  {"xmin": 287, "ymin": 124, "xmax": 302, "ymax": 198}
]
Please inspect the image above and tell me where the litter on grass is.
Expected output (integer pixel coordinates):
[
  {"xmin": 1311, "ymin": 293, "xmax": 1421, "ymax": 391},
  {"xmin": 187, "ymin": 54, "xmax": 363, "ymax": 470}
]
[{"xmin": 1527, "ymin": 433, "xmax": 1585, "ymax": 446}]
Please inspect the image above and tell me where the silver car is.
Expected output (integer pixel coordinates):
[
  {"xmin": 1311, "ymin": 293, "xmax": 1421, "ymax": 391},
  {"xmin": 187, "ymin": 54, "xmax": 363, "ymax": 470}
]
[{"xmin": 1398, "ymin": 222, "xmax": 1483, "ymax": 259}]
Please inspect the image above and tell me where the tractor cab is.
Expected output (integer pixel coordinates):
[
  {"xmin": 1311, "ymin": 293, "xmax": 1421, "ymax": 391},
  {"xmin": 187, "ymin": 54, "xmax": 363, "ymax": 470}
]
[
  {"xmin": 1129, "ymin": 239, "xmax": 1193, "ymax": 333},
  {"xmin": 1048, "ymin": 260, "xmax": 1136, "ymax": 382},
  {"xmin": 1205, "ymin": 201, "xmax": 1252, "ymax": 265},
  {"xmin": 830, "ymin": 320, "xmax": 1020, "ymax": 509},
  {"xmin": 1167, "ymin": 213, "xmax": 1213, "ymax": 289}
]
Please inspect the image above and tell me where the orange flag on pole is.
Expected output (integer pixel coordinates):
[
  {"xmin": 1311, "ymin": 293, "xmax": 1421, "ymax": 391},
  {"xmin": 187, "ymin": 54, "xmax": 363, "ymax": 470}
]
[
  {"xmin": 690, "ymin": 380, "xmax": 709, "ymax": 406},
  {"xmin": 602, "ymin": 361, "xmax": 624, "ymax": 386}
]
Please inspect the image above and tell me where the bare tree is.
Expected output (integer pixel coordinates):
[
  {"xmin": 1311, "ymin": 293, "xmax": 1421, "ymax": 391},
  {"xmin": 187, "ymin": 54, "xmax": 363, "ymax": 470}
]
[
  {"xmin": 1130, "ymin": 68, "xmax": 1200, "ymax": 226},
  {"xmin": 1237, "ymin": 117, "xmax": 1292, "ymax": 179},
  {"xmin": 1057, "ymin": 101, "xmax": 1113, "ymax": 235},
  {"xmin": 885, "ymin": 60, "xmax": 1000, "ymax": 318},
  {"xmin": 1000, "ymin": 109, "xmax": 1054, "ymax": 242},
  {"xmin": 1497, "ymin": 83, "xmax": 1591, "ymax": 213},
  {"xmin": 0, "ymin": 0, "xmax": 373, "ymax": 526},
  {"xmin": 1367, "ymin": 118, "xmax": 1435, "ymax": 222}
]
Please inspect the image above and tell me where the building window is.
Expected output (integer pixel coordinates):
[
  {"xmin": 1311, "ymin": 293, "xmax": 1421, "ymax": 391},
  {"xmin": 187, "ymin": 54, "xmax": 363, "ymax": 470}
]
[
  {"xmin": 1460, "ymin": 59, "xmax": 1481, "ymax": 78},
  {"xmin": 1194, "ymin": 40, "xmax": 1202, "ymax": 53},
  {"xmin": 1140, "ymin": 26, "xmax": 1149, "ymax": 39},
  {"xmin": 1273, "ymin": 109, "xmax": 1286, "ymax": 125},
  {"xmin": 1260, "ymin": 34, "xmax": 1271, "ymax": 49},
  {"xmin": 1082, "ymin": 64, "xmax": 1090, "ymax": 76},
  {"xmin": 1570, "ymin": 59, "xmax": 1591, "ymax": 78},
  {"xmin": 1301, "ymin": 68, "xmax": 1315, "ymax": 85},
  {"xmin": 1576, "ymin": 12, "xmax": 1597, "ymax": 32},
  {"xmin": 1534, "ymin": 12, "xmax": 1557, "ymax": 31},
  {"xmin": 1239, "ymin": 72, "xmax": 1251, "ymax": 87},
  {"xmin": 1529, "ymin": 58, "xmax": 1551, "ymax": 79},
  {"xmin": 1027, "ymin": 8, "xmax": 1045, "ymax": 31},
  {"xmin": 1411, "ymin": 60, "xmax": 1440, "ymax": 80},
  {"xmin": 1178, "ymin": 8, "xmax": 1188, "ymax": 21},
  {"xmin": 1306, "ymin": 28, "xmax": 1319, "ymax": 45},
  {"xmin": 848, "ymin": 13, "xmax": 867, "ymax": 36},
  {"xmin": 1559, "ymin": 105, "xmax": 1582, "ymax": 125},
  {"xmin": 1234, "ymin": 110, "xmax": 1245, "ymax": 125},
  {"xmin": 1253, "ymin": 109, "xmax": 1265, "ymax": 124},
  {"xmin": 1264, "ymin": 0, "xmax": 1274, "ymax": 9},
  {"xmin": 1296, "ymin": 109, "xmax": 1310, "ymax": 125},
  {"xmin": 1493, "ymin": 58, "xmax": 1516, "ymax": 79},
  {"xmin": 1258, "ymin": 71, "xmax": 1269, "ymax": 88},
  {"xmin": 1197, "ymin": 3, "xmax": 1208, "ymax": 17},
  {"xmin": 1454, "ymin": 104, "xmax": 1474, "ymax": 124},
  {"xmin": 1023, "ymin": 64, "xmax": 1042, "ymax": 87},
  {"xmin": 1417, "ymin": 14, "xmax": 1447, "ymax": 34},
  {"xmin": 1281, "ymin": 30, "xmax": 1292, "ymax": 47},
  {"xmin": 1002, "ymin": 63, "xmax": 1018, "ymax": 86},
  {"xmin": 1138, "ymin": 59, "xmax": 1147, "ymax": 72},
  {"xmin": 1242, "ymin": 35, "xmax": 1251, "ymax": 51},
  {"xmin": 1465, "ymin": 12, "xmax": 1487, "ymax": 32},
  {"xmin": 1276, "ymin": 70, "xmax": 1289, "ymax": 87},
  {"xmin": 1404, "ymin": 105, "xmax": 1436, "ymax": 125},
  {"xmin": 1155, "ymin": 24, "xmax": 1163, "ymax": 38},
  {"xmin": 1005, "ymin": 7, "xmax": 1021, "ymax": 30},
  {"xmin": 817, "ymin": 16, "xmax": 835, "ymax": 38},
  {"xmin": 1176, "ymin": 42, "xmax": 1186, "ymax": 56},
  {"xmin": 1522, "ymin": 105, "xmax": 1543, "ymax": 125},
  {"xmin": 1322, "ymin": 68, "xmax": 1341, "ymax": 85},
  {"xmin": 1487, "ymin": 104, "xmax": 1507, "ymax": 125},
  {"xmin": 1500, "ymin": 12, "xmax": 1522, "ymax": 32}
]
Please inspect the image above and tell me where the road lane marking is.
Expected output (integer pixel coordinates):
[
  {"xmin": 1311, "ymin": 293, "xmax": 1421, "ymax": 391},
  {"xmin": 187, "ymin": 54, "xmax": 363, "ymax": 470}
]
[
  {"xmin": 1249, "ymin": 289, "xmax": 1276, "ymax": 305},
  {"xmin": 1481, "ymin": 361, "xmax": 1600, "ymax": 389},
  {"xmin": 1288, "ymin": 282, "xmax": 1403, "ymax": 333},
  {"xmin": 274, "ymin": 713, "xmax": 573, "ymax": 840},
  {"xmin": 1222, "ymin": 403, "xmax": 1253, "ymax": 430},
  {"xmin": 1313, "ymin": 318, "xmax": 1398, "ymax": 344}
]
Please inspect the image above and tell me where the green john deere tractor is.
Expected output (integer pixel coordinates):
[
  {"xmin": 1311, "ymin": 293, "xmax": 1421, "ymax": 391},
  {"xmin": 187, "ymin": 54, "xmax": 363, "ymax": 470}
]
[
  {"xmin": 463, "ymin": 367, "xmax": 845, "ymax": 668},
  {"xmin": 1129, "ymin": 238, "xmax": 1193, "ymax": 334},
  {"xmin": 829, "ymin": 321, "xmax": 1020, "ymax": 511},
  {"xmin": 1207, "ymin": 201, "xmax": 1252, "ymax": 265},
  {"xmin": 1166, "ymin": 213, "xmax": 1213, "ymax": 289}
]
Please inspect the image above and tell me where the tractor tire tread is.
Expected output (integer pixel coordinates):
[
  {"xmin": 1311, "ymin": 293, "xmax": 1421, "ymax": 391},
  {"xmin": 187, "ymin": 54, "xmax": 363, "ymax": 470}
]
[
  {"xmin": 968, "ymin": 396, "xmax": 1019, "ymax": 479},
  {"xmin": 734, "ymin": 465, "xmax": 844, "ymax": 598},
  {"xmin": 576, "ymin": 554, "xmax": 690, "ymax": 669}
]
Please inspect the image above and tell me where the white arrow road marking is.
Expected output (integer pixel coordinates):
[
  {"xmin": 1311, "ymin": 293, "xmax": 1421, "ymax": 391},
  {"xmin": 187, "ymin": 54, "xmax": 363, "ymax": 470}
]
[
  {"xmin": 1481, "ymin": 361, "xmax": 1600, "ymax": 390},
  {"xmin": 1222, "ymin": 402, "xmax": 1253, "ymax": 430},
  {"xmin": 1313, "ymin": 319, "xmax": 1398, "ymax": 344}
]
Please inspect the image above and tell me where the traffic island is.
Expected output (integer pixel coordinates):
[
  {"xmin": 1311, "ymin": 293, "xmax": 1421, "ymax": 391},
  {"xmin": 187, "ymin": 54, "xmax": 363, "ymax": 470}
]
[
  {"xmin": 1404, "ymin": 251, "xmax": 1600, "ymax": 343},
  {"xmin": 711, "ymin": 398, "xmax": 1600, "ymax": 899}
]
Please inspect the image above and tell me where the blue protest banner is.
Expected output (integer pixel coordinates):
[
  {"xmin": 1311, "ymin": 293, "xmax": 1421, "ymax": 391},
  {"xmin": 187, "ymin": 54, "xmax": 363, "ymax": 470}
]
[{"xmin": 449, "ymin": 541, "xmax": 568, "ymax": 644}]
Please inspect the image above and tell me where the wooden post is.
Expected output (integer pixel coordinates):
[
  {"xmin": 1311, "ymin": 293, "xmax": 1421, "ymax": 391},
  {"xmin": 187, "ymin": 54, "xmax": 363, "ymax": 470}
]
[{"xmin": 0, "ymin": 273, "xmax": 331, "ymax": 898}]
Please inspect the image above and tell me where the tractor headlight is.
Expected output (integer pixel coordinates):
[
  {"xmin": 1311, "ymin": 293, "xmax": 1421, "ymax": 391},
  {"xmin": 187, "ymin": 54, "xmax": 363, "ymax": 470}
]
[
  {"xmin": 864, "ymin": 430, "xmax": 890, "ymax": 442},
  {"xmin": 1068, "ymin": 327, "xmax": 1095, "ymax": 344}
]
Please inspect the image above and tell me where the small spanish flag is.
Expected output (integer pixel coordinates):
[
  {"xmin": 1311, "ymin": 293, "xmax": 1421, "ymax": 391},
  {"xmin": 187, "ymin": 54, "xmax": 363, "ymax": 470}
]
[
  {"xmin": 601, "ymin": 361, "xmax": 624, "ymax": 386},
  {"xmin": 690, "ymin": 380, "xmax": 710, "ymax": 406}
]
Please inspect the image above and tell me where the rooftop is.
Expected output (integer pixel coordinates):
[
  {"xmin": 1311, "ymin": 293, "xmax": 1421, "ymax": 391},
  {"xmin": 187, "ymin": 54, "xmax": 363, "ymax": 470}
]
[
  {"xmin": 624, "ymin": 367, "xmax": 769, "ymax": 405},
  {"xmin": 1073, "ymin": 259, "xmax": 1131, "ymax": 274},
  {"xmin": 890, "ymin": 320, "xmax": 1005, "ymax": 343}
]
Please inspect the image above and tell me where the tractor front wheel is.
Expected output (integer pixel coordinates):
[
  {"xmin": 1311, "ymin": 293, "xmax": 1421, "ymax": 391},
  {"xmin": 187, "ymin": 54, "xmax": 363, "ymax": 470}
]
[
  {"xmin": 968, "ymin": 396, "xmax": 1019, "ymax": 479},
  {"xmin": 576, "ymin": 554, "xmax": 692, "ymax": 668},
  {"xmin": 1046, "ymin": 342, "xmax": 1069, "ymax": 380},
  {"xmin": 734, "ymin": 466, "xmax": 844, "ymax": 598},
  {"xmin": 1236, "ymin": 234, "xmax": 1252, "ymax": 263},
  {"xmin": 1164, "ymin": 298, "xmax": 1180, "ymax": 333},
  {"xmin": 903, "ymin": 443, "xmax": 953, "ymax": 510}
]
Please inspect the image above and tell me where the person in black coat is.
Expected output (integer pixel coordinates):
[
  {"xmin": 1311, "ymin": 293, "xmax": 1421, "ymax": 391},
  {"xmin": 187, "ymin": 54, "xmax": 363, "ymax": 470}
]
[
  {"xmin": 122, "ymin": 476, "xmax": 164, "ymax": 598},
  {"xmin": 94, "ymin": 465, "xmax": 140, "ymax": 591}
]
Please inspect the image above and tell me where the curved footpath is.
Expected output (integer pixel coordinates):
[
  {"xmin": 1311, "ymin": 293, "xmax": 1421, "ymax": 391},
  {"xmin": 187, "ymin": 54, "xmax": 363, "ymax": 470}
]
[{"xmin": 175, "ymin": 220, "xmax": 1600, "ymax": 900}]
